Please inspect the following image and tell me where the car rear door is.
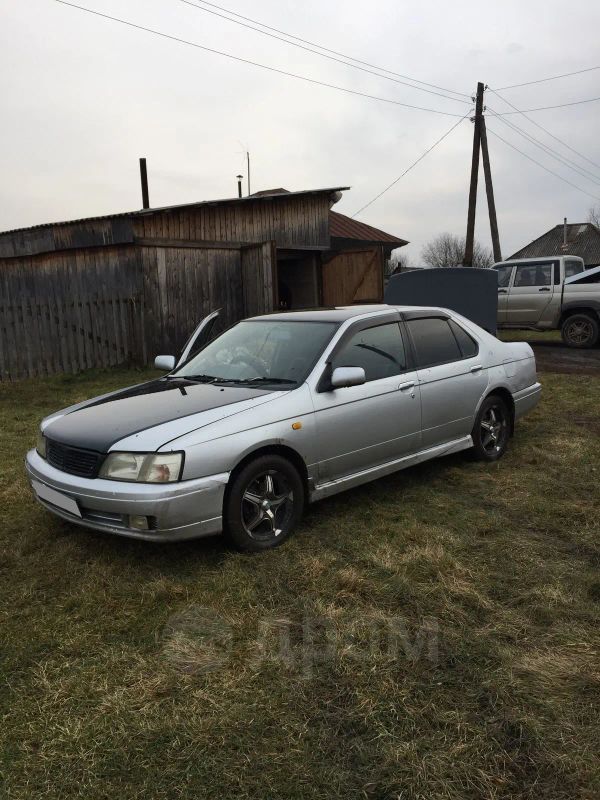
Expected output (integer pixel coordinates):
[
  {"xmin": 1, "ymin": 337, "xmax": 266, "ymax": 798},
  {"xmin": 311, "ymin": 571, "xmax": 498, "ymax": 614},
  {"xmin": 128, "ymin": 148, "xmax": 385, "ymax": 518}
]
[
  {"xmin": 505, "ymin": 261, "xmax": 556, "ymax": 325},
  {"xmin": 311, "ymin": 316, "xmax": 422, "ymax": 481},
  {"xmin": 404, "ymin": 313, "xmax": 488, "ymax": 449}
]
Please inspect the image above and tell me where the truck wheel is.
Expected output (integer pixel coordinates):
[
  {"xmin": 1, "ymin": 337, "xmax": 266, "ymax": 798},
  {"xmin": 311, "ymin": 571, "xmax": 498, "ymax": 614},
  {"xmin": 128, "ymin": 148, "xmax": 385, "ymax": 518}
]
[
  {"xmin": 224, "ymin": 455, "xmax": 305, "ymax": 552},
  {"xmin": 561, "ymin": 313, "xmax": 599, "ymax": 348}
]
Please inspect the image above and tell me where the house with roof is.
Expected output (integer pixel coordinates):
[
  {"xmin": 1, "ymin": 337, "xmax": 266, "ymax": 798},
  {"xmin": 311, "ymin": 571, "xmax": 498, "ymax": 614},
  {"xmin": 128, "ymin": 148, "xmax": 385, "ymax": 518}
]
[
  {"xmin": 509, "ymin": 220, "xmax": 600, "ymax": 268},
  {"xmin": 0, "ymin": 186, "xmax": 407, "ymax": 379}
]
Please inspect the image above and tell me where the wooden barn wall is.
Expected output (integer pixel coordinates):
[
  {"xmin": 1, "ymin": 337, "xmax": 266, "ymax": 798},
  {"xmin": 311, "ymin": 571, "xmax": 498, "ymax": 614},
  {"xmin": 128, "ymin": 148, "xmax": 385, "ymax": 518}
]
[
  {"xmin": 132, "ymin": 195, "xmax": 331, "ymax": 249},
  {"xmin": 321, "ymin": 247, "xmax": 384, "ymax": 306},
  {"xmin": 0, "ymin": 245, "xmax": 144, "ymax": 381},
  {"xmin": 240, "ymin": 242, "xmax": 277, "ymax": 318},
  {"xmin": 0, "ymin": 218, "xmax": 134, "ymax": 259},
  {"xmin": 0, "ymin": 242, "xmax": 260, "ymax": 381},
  {"xmin": 140, "ymin": 245, "xmax": 244, "ymax": 358}
]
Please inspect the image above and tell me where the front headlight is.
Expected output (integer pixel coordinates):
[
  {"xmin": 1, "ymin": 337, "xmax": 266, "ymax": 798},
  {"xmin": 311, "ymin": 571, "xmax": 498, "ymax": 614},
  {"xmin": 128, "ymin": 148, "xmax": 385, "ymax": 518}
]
[
  {"xmin": 99, "ymin": 452, "xmax": 184, "ymax": 483},
  {"xmin": 36, "ymin": 431, "xmax": 47, "ymax": 459}
]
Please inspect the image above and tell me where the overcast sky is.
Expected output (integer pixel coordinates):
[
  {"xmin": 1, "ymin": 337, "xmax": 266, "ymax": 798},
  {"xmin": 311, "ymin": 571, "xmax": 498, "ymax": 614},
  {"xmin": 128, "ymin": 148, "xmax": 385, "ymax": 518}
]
[{"xmin": 1, "ymin": 0, "xmax": 599, "ymax": 262}]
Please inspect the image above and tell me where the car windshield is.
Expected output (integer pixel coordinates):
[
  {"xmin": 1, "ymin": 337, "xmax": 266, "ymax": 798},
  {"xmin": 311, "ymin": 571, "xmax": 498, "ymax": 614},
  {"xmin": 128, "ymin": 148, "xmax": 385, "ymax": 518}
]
[{"xmin": 172, "ymin": 319, "xmax": 337, "ymax": 387}]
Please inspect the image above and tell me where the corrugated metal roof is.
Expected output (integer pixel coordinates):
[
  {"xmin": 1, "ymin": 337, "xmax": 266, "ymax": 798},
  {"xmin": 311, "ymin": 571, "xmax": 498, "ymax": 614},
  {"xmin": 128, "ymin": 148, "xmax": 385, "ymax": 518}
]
[
  {"xmin": 509, "ymin": 223, "xmax": 600, "ymax": 267},
  {"xmin": 0, "ymin": 187, "xmax": 350, "ymax": 237},
  {"xmin": 329, "ymin": 210, "xmax": 408, "ymax": 246}
]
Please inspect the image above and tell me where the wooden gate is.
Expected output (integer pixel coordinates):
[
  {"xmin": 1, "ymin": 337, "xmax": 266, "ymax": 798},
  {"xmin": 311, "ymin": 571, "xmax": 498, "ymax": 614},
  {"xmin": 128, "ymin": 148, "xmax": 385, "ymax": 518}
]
[
  {"xmin": 241, "ymin": 241, "xmax": 277, "ymax": 317},
  {"xmin": 322, "ymin": 247, "xmax": 384, "ymax": 306}
]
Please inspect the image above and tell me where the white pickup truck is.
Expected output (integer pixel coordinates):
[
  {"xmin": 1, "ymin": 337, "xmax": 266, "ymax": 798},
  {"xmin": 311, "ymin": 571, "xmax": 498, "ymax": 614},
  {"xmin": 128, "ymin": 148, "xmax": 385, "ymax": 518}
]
[{"xmin": 492, "ymin": 255, "xmax": 600, "ymax": 348}]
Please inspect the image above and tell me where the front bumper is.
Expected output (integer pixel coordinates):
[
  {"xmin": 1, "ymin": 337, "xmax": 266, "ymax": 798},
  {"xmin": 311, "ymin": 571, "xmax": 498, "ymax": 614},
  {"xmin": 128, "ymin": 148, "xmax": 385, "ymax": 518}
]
[{"xmin": 25, "ymin": 449, "xmax": 228, "ymax": 542}]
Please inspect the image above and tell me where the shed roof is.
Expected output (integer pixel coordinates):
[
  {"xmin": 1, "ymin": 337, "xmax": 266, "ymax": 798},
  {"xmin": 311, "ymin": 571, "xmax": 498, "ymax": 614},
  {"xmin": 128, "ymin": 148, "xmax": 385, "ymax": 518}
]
[
  {"xmin": 0, "ymin": 186, "xmax": 349, "ymax": 237},
  {"xmin": 509, "ymin": 223, "xmax": 600, "ymax": 267},
  {"xmin": 329, "ymin": 210, "xmax": 408, "ymax": 247}
]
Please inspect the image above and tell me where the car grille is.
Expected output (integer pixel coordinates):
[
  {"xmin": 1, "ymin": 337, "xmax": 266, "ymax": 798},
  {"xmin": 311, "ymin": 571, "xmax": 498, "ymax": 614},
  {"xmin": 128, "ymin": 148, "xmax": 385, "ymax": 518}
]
[{"xmin": 46, "ymin": 439, "xmax": 104, "ymax": 478}]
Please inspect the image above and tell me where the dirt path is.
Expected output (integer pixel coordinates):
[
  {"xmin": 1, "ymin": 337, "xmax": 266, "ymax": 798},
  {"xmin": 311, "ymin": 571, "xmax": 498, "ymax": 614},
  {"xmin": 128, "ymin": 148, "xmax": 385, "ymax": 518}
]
[{"xmin": 524, "ymin": 340, "xmax": 600, "ymax": 375}]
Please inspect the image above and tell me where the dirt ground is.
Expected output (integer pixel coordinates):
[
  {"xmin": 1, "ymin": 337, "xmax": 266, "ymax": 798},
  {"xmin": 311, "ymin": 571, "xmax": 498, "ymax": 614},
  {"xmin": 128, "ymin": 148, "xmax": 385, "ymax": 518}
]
[{"xmin": 524, "ymin": 340, "xmax": 600, "ymax": 375}]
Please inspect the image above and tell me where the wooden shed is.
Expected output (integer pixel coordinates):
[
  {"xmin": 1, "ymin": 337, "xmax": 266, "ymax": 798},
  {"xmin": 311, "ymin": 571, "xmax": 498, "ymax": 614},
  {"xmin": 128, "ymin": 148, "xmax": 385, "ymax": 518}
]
[{"xmin": 0, "ymin": 187, "xmax": 407, "ymax": 379}]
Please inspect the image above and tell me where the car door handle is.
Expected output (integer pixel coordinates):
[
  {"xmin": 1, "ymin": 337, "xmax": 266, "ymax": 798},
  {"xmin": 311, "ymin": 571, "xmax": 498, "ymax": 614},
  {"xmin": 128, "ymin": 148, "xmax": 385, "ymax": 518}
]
[
  {"xmin": 498, "ymin": 289, "xmax": 507, "ymax": 294},
  {"xmin": 470, "ymin": 365, "xmax": 483, "ymax": 373},
  {"xmin": 538, "ymin": 287, "xmax": 550, "ymax": 292},
  {"xmin": 399, "ymin": 381, "xmax": 415, "ymax": 392}
]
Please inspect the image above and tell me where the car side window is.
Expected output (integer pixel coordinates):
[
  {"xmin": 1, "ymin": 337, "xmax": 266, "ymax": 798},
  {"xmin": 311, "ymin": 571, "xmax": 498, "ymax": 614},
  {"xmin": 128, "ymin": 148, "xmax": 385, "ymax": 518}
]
[
  {"xmin": 332, "ymin": 323, "xmax": 407, "ymax": 382},
  {"xmin": 514, "ymin": 263, "xmax": 552, "ymax": 287},
  {"xmin": 494, "ymin": 265, "xmax": 513, "ymax": 288},
  {"xmin": 407, "ymin": 317, "xmax": 462, "ymax": 368},
  {"xmin": 565, "ymin": 259, "xmax": 584, "ymax": 278},
  {"xmin": 448, "ymin": 320, "xmax": 478, "ymax": 358}
]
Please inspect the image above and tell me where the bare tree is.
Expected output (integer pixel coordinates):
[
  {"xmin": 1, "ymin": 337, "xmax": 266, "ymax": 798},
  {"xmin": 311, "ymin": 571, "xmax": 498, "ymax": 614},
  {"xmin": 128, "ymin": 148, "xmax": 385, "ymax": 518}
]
[
  {"xmin": 589, "ymin": 205, "xmax": 600, "ymax": 228},
  {"xmin": 386, "ymin": 250, "xmax": 411, "ymax": 277},
  {"xmin": 420, "ymin": 232, "xmax": 493, "ymax": 268}
]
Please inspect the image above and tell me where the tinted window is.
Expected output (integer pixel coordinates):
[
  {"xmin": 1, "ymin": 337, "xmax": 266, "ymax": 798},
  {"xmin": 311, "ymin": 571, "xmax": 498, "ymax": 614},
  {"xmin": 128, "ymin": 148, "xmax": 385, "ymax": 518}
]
[
  {"xmin": 514, "ymin": 263, "xmax": 553, "ymax": 287},
  {"xmin": 333, "ymin": 323, "xmax": 407, "ymax": 382},
  {"xmin": 449, "ymin": 319, "xmax": 478, "ymax": 358},
  {"xmin": 407, "ymin": 318, "xmax": 462, "ymax": 368},
  {"xmin": 494, "ymin": 265, "xmax": 513, "ymax": 288},
  {"xmin": 565, "ymin": 259, "xmax": 584, "ymax": 278}
]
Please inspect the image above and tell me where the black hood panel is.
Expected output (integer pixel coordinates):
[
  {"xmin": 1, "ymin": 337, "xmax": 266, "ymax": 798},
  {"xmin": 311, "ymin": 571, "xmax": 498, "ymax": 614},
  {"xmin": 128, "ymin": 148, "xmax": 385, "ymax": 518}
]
[{"xmin": 44, "ymin": 379, "xmax": 270, "ymax": 452}]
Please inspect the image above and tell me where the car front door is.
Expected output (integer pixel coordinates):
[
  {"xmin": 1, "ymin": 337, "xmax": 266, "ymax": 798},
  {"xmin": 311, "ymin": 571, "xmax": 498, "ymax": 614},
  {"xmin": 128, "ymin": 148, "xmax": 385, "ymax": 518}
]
[
  {"xmin": 311, "ymin": 317, "xmax": 422, "ymax": 481},
  {"xmin": 405, "ymin": 314, "xmax": 488, "ymax": 449},
  {"xmin": 494, "ymin": 264, "xmax": 514, "ymax": 324},
  {"xmin": 505, "ymin": 261, "xmax": 556, "ymax": 325}
]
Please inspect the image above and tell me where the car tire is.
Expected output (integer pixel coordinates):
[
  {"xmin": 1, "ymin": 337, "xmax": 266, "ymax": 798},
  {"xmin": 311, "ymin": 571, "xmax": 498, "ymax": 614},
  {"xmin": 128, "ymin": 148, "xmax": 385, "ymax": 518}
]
[
  {"xmin": 561, "ymin": 313, "xmax": 599, "ymax": 348},
  {"xmin": 471, "ymin": 394, "xmax": 511, "ymax": 462},
  {"xmin": 224, "ymin": 455, "xmax": 305, "ymax": 552}
]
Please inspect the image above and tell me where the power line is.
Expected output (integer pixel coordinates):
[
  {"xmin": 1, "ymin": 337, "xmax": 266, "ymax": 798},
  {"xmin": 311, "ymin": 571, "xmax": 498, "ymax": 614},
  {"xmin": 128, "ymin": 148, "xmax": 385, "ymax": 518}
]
[
  {"xmin": 497, "ymin": 64, "xmax": 600, "ymax": 91},
  {"xmin": 494, "ymin": 95, "xmax": 600, "ymax": 115},
  {"xmin": 352, "ymin": 111, "xmax": 472, "ymax": 217},
  {"xmin": 51, "ymin": 1, "xmax": 469, "ymax": 117},
  {"xmin": 486, "ymin": 106, "xmax": 600, "ymax": 186},
  {"xmin": 177, "ymin": 0, "xmax": 471, "ymax": 100},
  {"xmin": 486, "ymin": 127, "xmax": 600, "ymax": 203},
  {"xmin": 177, "ymin": 0, "xmax": 471, "ymax": 106},
  {"xmin": 487, "ymin": 86, "xmax": 600, "ymax": 173}
]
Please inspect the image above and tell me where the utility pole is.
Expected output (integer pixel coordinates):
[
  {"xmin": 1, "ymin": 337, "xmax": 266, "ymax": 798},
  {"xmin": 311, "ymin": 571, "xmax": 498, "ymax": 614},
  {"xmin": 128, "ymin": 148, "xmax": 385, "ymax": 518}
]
[
  {"xmin": 463, "ymin": 82, "xmax": 484, "ymax": 266},
  {"xmin": 246, "ymin": 151, "xmax": 251, "ymax": 196},
  {"xmin": 480, "ymin": 115, "xmax": 502, "ymax": 262},
  {"xmin": 463, "ymin": 82, "xmax": 502, "ymax": 265}
]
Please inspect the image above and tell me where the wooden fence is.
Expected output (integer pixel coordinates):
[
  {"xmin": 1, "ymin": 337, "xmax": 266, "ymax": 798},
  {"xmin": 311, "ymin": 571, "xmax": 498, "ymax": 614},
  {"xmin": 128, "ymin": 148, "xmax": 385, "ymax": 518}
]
[{"xmin": 0, "ymin": 239, "xmax": 275, "ymax": 381}]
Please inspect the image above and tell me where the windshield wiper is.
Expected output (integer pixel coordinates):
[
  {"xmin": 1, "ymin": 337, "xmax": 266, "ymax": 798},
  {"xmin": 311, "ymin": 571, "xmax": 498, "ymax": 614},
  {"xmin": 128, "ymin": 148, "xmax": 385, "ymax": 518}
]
[
  {"xmin": 165, "ymin": 374, "xmax": 218, "ymax": 383},
  {"xmin": 213, "ymin": 377, "xmax": 297, "ymax": 386}
]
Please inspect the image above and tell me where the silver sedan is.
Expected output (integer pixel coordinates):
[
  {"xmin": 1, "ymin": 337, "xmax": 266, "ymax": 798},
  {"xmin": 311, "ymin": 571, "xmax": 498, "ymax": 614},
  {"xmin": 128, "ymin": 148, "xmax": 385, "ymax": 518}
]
[{"xmin": 26, "ymin": 305, "xmax": 541, "ymax": 551}]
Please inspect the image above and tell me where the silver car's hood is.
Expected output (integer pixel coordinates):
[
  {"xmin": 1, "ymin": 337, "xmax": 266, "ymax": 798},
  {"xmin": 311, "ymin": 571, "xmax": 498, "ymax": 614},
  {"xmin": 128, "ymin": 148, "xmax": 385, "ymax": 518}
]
[{"xmin": 42, "ymin": 378, "xmax": 278, "ymax": 452}]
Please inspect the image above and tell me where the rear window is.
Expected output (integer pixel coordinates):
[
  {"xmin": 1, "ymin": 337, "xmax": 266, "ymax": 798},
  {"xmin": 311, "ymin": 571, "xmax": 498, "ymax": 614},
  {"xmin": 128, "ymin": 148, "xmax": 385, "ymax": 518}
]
[
  {"xmin": 407, "ymin": 318, "xmax": 462, "ymax": 368},
  {"xmin": 449, "ymin": 320, "xmax": 478, "ymax": 358},
  {"xmin": 565, "ymin": 259, "xmax": 584, "ymax": 278}
]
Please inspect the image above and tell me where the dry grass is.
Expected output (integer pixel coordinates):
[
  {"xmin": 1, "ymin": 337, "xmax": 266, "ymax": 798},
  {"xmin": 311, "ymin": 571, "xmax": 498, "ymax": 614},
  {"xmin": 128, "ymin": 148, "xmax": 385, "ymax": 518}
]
[{"xmin": 1, "ymin": 365, "xmax": 599, "ymax": 799}]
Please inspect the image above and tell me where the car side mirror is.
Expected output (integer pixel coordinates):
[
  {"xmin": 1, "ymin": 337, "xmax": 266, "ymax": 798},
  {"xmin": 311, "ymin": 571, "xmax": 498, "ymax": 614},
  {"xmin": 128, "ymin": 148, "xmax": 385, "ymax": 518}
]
[
  {"xmin": 154, "ymin": 355, "xmax": 176, "ymax": 371},
  {"xmin": 330, "ymin": 366, "xmax": 366, "ymax": 389}
]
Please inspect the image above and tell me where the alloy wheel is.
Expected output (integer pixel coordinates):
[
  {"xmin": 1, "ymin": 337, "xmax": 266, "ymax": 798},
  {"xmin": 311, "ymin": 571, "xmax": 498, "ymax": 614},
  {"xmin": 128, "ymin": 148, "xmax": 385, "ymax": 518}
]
[
  {"xmin": 241, "ymin": 470, "xmax": 295, "ymax": 542},
  {"xmin": 565, "ymin": 319, "xmax": 593, "ymax": 346},
  {"xmin": 480, "ymin": 404, "xmax": 507, "ymax": 455}
]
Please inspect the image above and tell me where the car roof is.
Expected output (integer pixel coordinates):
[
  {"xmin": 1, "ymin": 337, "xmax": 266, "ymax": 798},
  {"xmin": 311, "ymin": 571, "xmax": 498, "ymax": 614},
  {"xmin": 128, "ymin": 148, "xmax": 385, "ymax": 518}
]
[
  {"xmin": 494, "ymin": 255, "xmax": 584, "ymax": 266},
  {"xmin": 249, "ymin": 305, "xmax": 453, "ymax": 323}
]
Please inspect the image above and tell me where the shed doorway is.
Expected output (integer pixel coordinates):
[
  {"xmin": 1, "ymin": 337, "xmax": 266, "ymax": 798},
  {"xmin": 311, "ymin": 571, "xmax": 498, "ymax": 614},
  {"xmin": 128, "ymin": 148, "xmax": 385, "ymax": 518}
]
[{"xmin": 277, "ymin": 251, "xmax": 320, "ymax": 310}]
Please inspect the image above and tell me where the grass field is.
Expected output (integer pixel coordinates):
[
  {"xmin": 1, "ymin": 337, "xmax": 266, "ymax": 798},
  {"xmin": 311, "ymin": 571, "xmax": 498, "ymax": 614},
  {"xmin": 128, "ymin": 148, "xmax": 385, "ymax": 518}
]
[
  {"xmin": 1, "ymin": 366, "xmax": 599, "ymax": 799},
  {"xmin": 498, "ymin": 329, "xmax": 562, "ymax": 343}
]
